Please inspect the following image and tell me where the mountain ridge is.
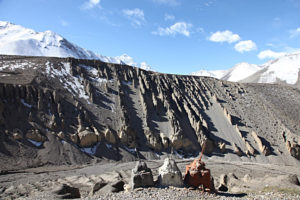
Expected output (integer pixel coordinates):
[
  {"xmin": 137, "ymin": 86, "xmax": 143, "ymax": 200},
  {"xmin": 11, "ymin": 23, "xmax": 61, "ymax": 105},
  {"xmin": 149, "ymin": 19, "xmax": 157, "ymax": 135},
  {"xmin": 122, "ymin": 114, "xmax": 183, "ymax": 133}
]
[
  {"xmin": 0, "ymin": 21, "xmax": 154, "ymax": 71},
  {"xmin": 191, "ymin": 52, "xmax": 300, "ymax": 86}
]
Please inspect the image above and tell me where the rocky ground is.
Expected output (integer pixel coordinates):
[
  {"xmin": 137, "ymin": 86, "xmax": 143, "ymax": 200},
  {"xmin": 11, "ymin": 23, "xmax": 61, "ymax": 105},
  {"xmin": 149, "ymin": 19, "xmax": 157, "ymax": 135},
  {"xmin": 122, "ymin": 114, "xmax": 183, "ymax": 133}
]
[{"xmin": 0, "ymin": 157, "xmax": 299, "ymax": 200}]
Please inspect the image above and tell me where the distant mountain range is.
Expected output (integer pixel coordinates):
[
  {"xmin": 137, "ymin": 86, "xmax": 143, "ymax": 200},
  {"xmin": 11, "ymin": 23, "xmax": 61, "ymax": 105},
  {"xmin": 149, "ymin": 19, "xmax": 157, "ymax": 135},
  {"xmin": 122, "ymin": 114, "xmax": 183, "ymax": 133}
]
[
  {"xmin": 0, "ymin": 21, "xmax": 153, "ymax": 71},
  {"xmin": 1, "ymin": 21, "xmax": 299, "ymax": 85},
  {"xmin": 191, "ymin": 52, "xmax": 300, "ymax": 85}
]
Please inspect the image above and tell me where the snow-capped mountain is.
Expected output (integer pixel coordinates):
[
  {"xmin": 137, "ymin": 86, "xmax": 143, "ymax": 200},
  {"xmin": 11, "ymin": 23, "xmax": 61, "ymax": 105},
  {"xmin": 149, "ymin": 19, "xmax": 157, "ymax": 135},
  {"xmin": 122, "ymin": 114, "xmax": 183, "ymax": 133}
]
[
  {"xmin": 191, "ymin": 63, "xmax": 261, "ymax": 82},
  {"xmin": 0, "ymin": 21, "xmax": 154, "ymax": 71},
  {"xmin": 222, "ymin": 63, "xmax": 261, "ymax": 82},
  {"xmin": 192, "ymin": 52, "xmax": 300, "ymax": 85},
  {"xmin": 242, "ymin": 52, "xmax": 300, "ymax": 84},
  {"xmin": 115, "ymin": 54, "xmax": 152, "ymax": 71},
  {"xmin": 190, "ymin": 69, "xmax": 227, "ymax": 79}
]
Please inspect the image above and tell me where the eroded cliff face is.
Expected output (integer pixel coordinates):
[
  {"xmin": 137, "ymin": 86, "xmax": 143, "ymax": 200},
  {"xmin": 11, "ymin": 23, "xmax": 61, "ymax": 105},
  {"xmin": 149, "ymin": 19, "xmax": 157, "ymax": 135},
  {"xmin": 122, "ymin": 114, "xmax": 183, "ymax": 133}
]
[{"xmin": 0, "ymin": 55, "xmax": 299, "ymax": 170}]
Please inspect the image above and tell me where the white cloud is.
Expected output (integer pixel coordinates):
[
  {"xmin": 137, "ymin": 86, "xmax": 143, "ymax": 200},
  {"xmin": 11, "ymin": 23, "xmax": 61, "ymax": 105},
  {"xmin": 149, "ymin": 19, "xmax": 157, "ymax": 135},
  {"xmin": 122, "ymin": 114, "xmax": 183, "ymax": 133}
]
[
  {"xmin": 81, "ymin": 0, "xmax": 101, "ymax": 10},
  {"xmin": 123, "ymin": 8, "xmax": 145, "ymax": 26},
  {"xmin": 164, "ymin": 14, "xmax": 175, "ymax": 21},
  {"xmin": 209, "ymin": 30, "xmax": 240, "ymax": 43},
  {"xmin": 152, "ymin": 22, "xmax": 192, "ymax": 37},
  {"xmin": 290, "ymin": 27, "xmax": 300, "ymax": 38},
  {"xmin": 152, "ymin": 0, "xmax": 180, "ymax": 6},
  {"xmin": 258, "ymin": 50, "xmax": 286, "ymax": 59},
  {"xmin": 234, "ymin": 40, "xmax": 257, "ymax": 53}
]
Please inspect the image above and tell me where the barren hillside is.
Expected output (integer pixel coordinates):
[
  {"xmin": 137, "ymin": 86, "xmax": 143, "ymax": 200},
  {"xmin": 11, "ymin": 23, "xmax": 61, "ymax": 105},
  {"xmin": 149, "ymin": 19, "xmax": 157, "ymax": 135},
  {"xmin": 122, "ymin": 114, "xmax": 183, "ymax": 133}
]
[{"xmin": 0, "ymin": 55, "xmax": 299, "ymax": 172}]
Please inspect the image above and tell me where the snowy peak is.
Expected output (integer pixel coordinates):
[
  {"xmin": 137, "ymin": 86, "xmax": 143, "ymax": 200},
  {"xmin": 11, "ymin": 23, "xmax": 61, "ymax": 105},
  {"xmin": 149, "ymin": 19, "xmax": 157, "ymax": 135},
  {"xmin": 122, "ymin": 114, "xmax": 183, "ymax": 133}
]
[
  {"xmin": 0, "ymin": 21, "xmax": 154, "ymax": 71},
  {"xmin": 256, "ymin": 52, "xmax": 300, "ymax": 84},
  {"xmin": 191, "ymin": 52, "xmax": 300, "ymax": 85},
  {"xmin": 191, "ymin": 63, "xmax": 261, "ymax": 82},
  {"xmin": 222, "ymin": 62, "xmax": 261, "ymax": 82},
  {"xmin": 190, "ymin": 69, "xmax": 227, "ymax": 79},
  {"xmin": 0, "ymin": 21, "xmax": 99, "ymax": 60},
  {"xmin": 114, "ymin": 54, "xmax": 154, "ymax": 71}
]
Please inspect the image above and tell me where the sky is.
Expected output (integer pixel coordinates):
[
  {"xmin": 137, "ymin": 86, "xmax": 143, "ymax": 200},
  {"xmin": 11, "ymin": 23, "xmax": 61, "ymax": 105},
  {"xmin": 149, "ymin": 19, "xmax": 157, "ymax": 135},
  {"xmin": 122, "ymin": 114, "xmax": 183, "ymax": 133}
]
[{"xmin": 0, "ymin": 0, "xmax": 300, "ymax": 74}]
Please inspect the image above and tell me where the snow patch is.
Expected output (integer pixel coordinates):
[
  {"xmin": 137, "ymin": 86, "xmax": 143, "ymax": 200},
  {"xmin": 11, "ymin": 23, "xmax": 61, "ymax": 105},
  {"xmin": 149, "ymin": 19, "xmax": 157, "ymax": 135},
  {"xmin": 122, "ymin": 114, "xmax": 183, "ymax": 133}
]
[
  {"xmin": 174, "ymin": 150, "xmax": 184, "ymax": 159},
  {"xmin": 61, "ymin": 140, "xmax": 67, "ymax": 144},
  {"xmin": 45, "ymin": 62, "xmax": 89, "ymax": 100},
  {"xmin": 81, "ymin": 142, "xmax": 100, "ymax": 155},
  {"xmin": 0, "ymin": 62, "xmax": 32, "ymax": 71},
  {"xmin": 124, "ymin": 146, "xmax": 136, "ymax": 154},
  {"xmin": 80, "ymin": 64, "xmax": 98, "ymax": 76},
  {"xmin": 21, "ymin": 99, "xmax": 32, "ymax": 108},
  {"xmin": 28, "ymin": 139, "xmax": 43, "ymax": 147}
]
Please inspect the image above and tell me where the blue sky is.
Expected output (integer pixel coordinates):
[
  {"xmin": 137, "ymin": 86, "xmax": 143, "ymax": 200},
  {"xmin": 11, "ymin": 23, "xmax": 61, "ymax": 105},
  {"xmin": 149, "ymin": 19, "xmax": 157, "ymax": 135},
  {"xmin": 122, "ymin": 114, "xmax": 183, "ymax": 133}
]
[{"xmin": 1, "ymin": 0, "xmax": 300, "ymax": 74}]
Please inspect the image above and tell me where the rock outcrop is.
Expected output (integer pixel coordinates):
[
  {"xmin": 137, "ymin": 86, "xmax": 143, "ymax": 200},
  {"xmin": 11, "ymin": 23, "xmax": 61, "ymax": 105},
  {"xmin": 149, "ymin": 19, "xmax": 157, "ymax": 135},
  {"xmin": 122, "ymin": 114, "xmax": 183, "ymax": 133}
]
[
  {"xmin": 78, "ymin": 129, "xmax": 98, "ymax": 147},
  {"xmin": 53, "ymin": 184, "xmax": 81, "ymax": 199},
  {"xmin": 104, "ymin": 128, "xmax": 117, "ymax": 145},
  {"xmin": 251, "ymin": 131, "xmax": 271, "ymax": 156},
  {"xmin": 26, "ymin": 129, "xmax": 46, "ymax": 142}
]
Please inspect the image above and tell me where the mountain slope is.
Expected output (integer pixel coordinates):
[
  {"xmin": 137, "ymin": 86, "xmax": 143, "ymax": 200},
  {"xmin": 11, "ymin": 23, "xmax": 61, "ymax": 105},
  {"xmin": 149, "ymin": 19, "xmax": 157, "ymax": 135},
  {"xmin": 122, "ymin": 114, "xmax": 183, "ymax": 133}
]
[
  {"xmin": 0, "ymin": 55, "xmax": 300, "ymax": 171},
  {"xmin": 0, "ymin": 21, "xmax": 153, "ymax": 71}
]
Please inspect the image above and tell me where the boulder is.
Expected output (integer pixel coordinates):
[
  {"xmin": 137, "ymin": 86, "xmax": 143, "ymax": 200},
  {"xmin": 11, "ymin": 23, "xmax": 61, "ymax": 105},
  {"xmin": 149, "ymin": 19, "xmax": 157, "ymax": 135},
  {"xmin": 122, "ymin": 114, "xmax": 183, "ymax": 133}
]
[
  {"xmin": 286, "ymin": 141, "xmax": 300, "ymax": 160},
  {"xmin": 158, "ymin": 158, "xmax": 183, "ymax": 187},
  {"xmin": 53, "ymin": 184, "xmax": 80, "ymax": 199},
  {"xmin": 111, "ymin": 180, "xmax": 125, "ymax": 192},
  {"xmin": 89, "ymin": 178, "xmax": 107, "ymax": 196},
  {"xmin": 92, "ymin": 180, "xmax": 125, "ymax": 195},
  {"xmin": 124, "ymin": 184, "xmax": 131, "ymax": 192},
  {"xmin": 130, "ymin": 161, "xmax": 154, "ymax": 189},
  {"xmin": 78, "ymin": 129, "xmax": 98, "ymax": 147}
]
